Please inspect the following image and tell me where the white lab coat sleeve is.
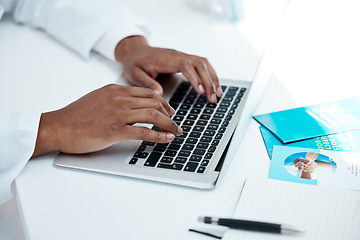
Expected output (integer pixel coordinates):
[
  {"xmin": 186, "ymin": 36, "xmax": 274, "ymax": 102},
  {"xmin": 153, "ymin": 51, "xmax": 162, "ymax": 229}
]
[
  {"xmin": 93, "ymin": 22, "xmax": 147, "ymax": 62},
  {"xmin": 5, "ymin": 0, "xmax": 149, "ymax": 59},
  {"xmin": 0, "ymin": 113, "xmax": 41, "ymax": 205}
]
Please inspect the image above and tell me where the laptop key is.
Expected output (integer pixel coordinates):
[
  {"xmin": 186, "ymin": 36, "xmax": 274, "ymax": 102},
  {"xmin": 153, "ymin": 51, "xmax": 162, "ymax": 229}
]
[
  {"xmin": 215, "ymin": 133, "xmax": 223, "ymax": 140},
  {"xmin": 203, "ymin": 108, "xmax": 214, "ymax": 114},
  {"xmin": 173, "ymin": 116, "xmax": 184, "ymax": 122},
  {"xmin": 144, "ymin": 152, "xmax": 162, "ymax": 167},
  {"xmin": 189, "ymin": 155, "xmax": 202, "ymax": 162},
  {"xmin": 204, "ymin": 130, "xmax": 215, "ymax": 136},
  {"xmin": 210, "ymin": 119, "xmax": 221, "ymax": 125},
  {"xmin": 196, "ymin": 120, "xmax": 208, "ymax": 126},
  {"xmin": 222, "ymin": 121, "xmax": 229, "ymax": 127},
  {"xmin": 168, "ymin": 144, "xmax": 181, "ymax": 150},
  {"xmin": 183, "ymin": 120, "xmax": 195, "ymax": 126},
  {"xmin": 172, "ymin": 137, "xmax": 184, "ymax": 144},
  {"xmin": 201, "ymin": 160, "xmax": 209, "ymax": 166},
  {"xmin": 207, "ymin": 124, "xmax": 218, "ymax": 130},
  {"xmin": 137, "ymin": 144, "xmax": 146, "ymax": 152},
  {"xmin": 157, "ymin": 163, "xmax": 184, "ymax": 170},
  {"xmin": 200, "ymin": 114, "xmax": 211, "ymax": 120},
  {"xmin": 175, "ymin": 157, "xmax": 187, "ymax": 164},
  {"xmin": 129, "ymin": 158, "xmax": 138, "ymax": 165},
  {"xmin": 197, "ymin": 166, "xmax": 206, "ymax": 173},
  {"xmin": 184, "ymin": 162, "xmax": 199, "ymax": 172},
  {"xmin": 160, "ymin": 157, "xmax": 173, "ymax": 164},
  {"xmin": 221, "ymin": 97, "xmax": 233, "ymax": 102},
  {"xmin": 193, "ymin": 126, "xmax": 204, "ymax": 132},
  {"xmin": 153, "ymin": 145, "xmax": 167, "ymax": 152},
  {"xmin": 206, "ymin": 103, "xmax": 217, "ymax": 108},
  {"xmin": 190, "ymin": 108, "xmax": 201, "ymax": 114},
  {"xmin": 178, "ymin": 150, "xmax": 191, "ymax": 157},
  {"xmin": 228, "ymin": 109, "xmax": 235, "ymax": 115},
  {"xmin": 180, "ymin": 104, "xmax": 191, "ymax": 110},
  {"xmin": 189, "ymin": 132, "xmax": 201, "ymax": 138},
  {"xmin": 187, "ymin": 114, "xmax": 198, "ymax": 120},
  {"xmin": 197, "ymin": 143, "xmax": 209, "ymax": 149},
  {"xmin": 182, "ymin": 144, "xmax": 195, "ymax": 151},
  {"xmin": 182, "ymin": 126, "xmax": 191, "ymax": 132},
  {"xmin": 218, "ymin": 127, "xmax": 226, "ymax": 133},
  {"xmin": 214, "ymin": 113, "xmax": 225, "ymax": 119},
  {"xmin": 177, "ymin": 110, "xmax": 188, "ymax": 115},
  {"xmin": 200, "ymin": 136, "xmax": 212, "ymax": 143},
  {"xmin": 165, "ymin": 150, "xmax": 177, "ymax": 157},
  {"xmin": 186, "ymin": 138, "xmax": 198, "ymax": 144},
  {"xmin": 217, "ymin": 107, "xmax": 227, "ymax": 113},
  {"xmin": 208, "ymin": 146, "xmax": 216, "ymax": 152},
  {"xmin": 193, "ymin": 149, "xmax": 206, "ymax": 155},
  {"xmin": 204, "ymin": 153, "xmax": 213, "ymax": 159},
  {"xmin": 143, "ymin": 141, "xmax": 156, "ymax": 146}
]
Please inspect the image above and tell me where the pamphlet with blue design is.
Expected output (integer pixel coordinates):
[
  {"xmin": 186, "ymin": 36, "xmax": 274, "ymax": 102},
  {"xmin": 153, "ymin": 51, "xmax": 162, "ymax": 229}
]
[
  {"xmin": 269, "ymin": 145, "xmax": 360, "ymax": 191},
  {"xmin": 254, "ymin": 97, "xmax": 360, "ymax": 143},
  {"xmin": 259, "ymin": 126, "xmax": 360, "ymax": 159}
]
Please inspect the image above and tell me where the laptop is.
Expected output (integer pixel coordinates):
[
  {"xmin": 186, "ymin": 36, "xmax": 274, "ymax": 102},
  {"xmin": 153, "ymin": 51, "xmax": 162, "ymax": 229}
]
[{"xmin": 54, "ymin": 50, "xmax": 272, "ymax": 189}]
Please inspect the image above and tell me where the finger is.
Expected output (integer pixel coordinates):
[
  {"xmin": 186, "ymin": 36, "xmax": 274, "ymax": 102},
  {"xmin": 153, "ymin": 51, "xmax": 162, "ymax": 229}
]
[
  {"xmin": 125, "ymin": 109, "xmax": 182, "ymax": 136},
  {"xmin": 179, "ymin": 59, "xmax": 205, "ymax": 95},
  {"xmin": 132, "ymin": 68, "xmax": 164, "ymax": 96},
  {"xmin": 206, "ymin": 62, "xmax": 222, "ymax": 98},
  {"xmin": 121, "ymin": 125, "xmax": 175, "ymax": 143},
  {"xmin": 128, "ymin": 96, "xmax": 170, "ymax": 118},
  {"xmin": 119, "ymin": 86, "xmax": 175, "ymax": 116},
  {"xmin": 195, "ymin": 61, "xmax": 217, "ymax": 103}
]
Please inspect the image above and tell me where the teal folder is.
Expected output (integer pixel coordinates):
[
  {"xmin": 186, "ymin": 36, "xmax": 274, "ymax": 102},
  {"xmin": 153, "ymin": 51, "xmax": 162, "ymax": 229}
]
[{"xmin": 254, "ymin": 97, "xmax": 360, "ymax": 143}]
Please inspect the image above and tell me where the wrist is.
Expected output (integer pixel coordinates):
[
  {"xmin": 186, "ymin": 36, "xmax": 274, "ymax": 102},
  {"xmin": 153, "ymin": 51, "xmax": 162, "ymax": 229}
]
[
  {"xmin": 115, "ymin": 35, "xmax": 149, "ymax": 63},
  {"xmin": 32, "ymin": 111, "xmax": 60, "ymax": 157}
]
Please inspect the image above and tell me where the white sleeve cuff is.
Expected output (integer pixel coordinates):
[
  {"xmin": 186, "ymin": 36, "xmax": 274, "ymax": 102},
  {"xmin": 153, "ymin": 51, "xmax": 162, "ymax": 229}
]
[
  {"xmin": 93, "ymin": 23, "xmax": 149, "ymax": 62},
  {"xmin": 0, "ymin": 113, "xmax": 41, "ymax": 204}
]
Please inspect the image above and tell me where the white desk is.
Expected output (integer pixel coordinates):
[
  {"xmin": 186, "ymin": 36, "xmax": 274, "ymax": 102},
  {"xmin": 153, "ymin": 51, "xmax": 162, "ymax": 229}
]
[{"xmin": 1, "ymin": 0, "xmax": 360, "ymax": 239}]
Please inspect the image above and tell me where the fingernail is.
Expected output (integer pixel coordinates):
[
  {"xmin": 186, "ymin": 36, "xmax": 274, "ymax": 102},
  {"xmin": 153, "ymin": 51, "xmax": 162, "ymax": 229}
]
[
  {"xmin": 199, "ymin": 84, "xmax": 205, "ymax": 93},
  {"xmin": 170, "ymin": 106, "xmax": 176, "ymax": 115},
  {"xmin": 211, "ymin": 93, "xmax": 217, "ymax": 103},
  {"xmin": 177, "ymin": 127, "xmax": 183, "ymax": 135},
  {"xmin": 166, "ymin": 133, "xmax": 175, "ymax": 141},
  {"xmin": 216, "ymin": 86, "xmax": 223, "ymax": 97}
]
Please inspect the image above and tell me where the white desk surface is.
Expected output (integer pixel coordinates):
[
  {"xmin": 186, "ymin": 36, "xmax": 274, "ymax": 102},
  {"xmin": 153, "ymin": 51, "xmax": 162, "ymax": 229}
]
[{"xmin": 1, "ymin": 0, "xmax": 360, "ymax": 239}]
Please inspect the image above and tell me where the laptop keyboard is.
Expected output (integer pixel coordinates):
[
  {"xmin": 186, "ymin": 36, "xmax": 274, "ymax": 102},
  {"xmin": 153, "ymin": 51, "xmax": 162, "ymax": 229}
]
[{"xmin": 128, "ymin": 81, "xmax": 246, "ymax": 174}]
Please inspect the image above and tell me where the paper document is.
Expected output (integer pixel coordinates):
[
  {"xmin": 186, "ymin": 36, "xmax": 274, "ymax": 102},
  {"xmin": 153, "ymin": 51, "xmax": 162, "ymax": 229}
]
[
  {"xmin": 269, "ymin": 146, "xmax": 360, "ymax": 191},
  {"xmin": 222, "ymin": 178, "xmax": 360, "ymax": 240},
  {"xmin": 259, "ymin": 126, "xmax": 360, "ymax": 159}
]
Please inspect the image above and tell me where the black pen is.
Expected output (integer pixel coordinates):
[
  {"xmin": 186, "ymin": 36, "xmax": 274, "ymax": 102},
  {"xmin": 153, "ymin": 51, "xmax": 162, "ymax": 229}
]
[{"xmin": 198, "ymin": 216, "xmax": 306, "ymax": 235}]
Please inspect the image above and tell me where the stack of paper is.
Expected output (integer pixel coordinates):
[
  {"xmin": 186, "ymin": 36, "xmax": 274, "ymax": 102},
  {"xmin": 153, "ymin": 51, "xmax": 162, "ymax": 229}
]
[{"xmin": 222, "ymin": 178, "xmax": 360, "ymax": 240}]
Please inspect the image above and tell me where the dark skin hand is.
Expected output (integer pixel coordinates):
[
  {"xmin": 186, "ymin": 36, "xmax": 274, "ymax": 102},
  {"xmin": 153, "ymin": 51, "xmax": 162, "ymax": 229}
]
[
  {"xmin": 115, "ymin": 36, "xmax": 222, "ymax": 103},
  {"xmin": 32, "ymin": 35, "xmax": 221, "ymax": 157},
  {"xmin": 32, "ymin": 85, "xmax": 181, "ymax": 157}
]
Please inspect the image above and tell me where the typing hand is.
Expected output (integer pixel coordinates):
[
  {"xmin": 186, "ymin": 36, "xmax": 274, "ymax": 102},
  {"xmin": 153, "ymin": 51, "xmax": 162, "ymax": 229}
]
[
  {"xmin": 32, "ymin": 84, "xmax": 182, "ymax": 157},
  {"xmin": 115, "ymin": 36, "xmax": 222, "ymax": 103}
]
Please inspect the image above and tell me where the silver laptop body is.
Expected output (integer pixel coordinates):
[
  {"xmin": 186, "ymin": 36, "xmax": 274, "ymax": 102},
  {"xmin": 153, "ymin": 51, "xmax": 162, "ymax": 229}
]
[{"xmin": 54, "ymin": 52, "xmax": 271, "ymax": 189}]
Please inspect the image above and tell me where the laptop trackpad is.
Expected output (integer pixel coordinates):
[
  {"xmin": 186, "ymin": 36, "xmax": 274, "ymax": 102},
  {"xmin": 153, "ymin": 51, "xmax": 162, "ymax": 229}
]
[{"xmin": 54, "ymin": 140, "xmax": 141, "ymax": 172}]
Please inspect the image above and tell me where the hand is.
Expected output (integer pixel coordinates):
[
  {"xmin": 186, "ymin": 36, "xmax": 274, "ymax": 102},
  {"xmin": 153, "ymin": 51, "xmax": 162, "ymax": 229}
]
[
  {"xmin": 32, "ymin": 84, "xmax": 182, "ymax": 157},
  {"xmin": 293, "ymin": 158, "xmax": 308, "ymax": 171},
  {"xmin": 115, "ymin": 36, "xmax": 222, "ymax": 103},
  {"xmin": 293, "ymin": 158, "xmax": 317, "ymax": 172}
]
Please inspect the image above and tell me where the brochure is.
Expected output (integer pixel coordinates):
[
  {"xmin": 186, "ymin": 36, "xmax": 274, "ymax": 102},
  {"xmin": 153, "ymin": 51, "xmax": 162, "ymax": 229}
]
[
  {"xmin": 269, "ymin": 145, "xmax": 360, "ymax": 191},
  {"xmin": 254, "ymin": 97, "xmax": 360, "ymax": 143},
  {"xmin": 259, "ymin": 126, "xmax": 360, "ymax": 159}
]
